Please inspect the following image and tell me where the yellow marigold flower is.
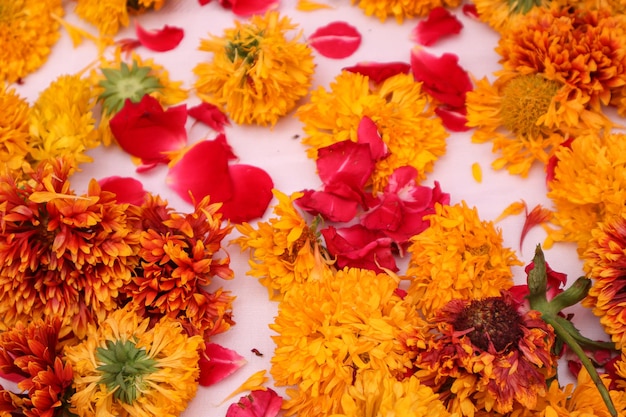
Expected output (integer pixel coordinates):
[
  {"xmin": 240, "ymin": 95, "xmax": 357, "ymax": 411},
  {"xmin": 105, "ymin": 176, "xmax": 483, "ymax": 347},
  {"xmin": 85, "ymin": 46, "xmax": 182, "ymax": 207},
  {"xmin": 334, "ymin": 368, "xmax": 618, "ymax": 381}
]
[
  {"xmin": 64, "ymin": 306, "xmax": 202, "ymax": 417},
  {"xmin": 351, "ymin": 0, "xmax": 462, "ymax": 23},
  {"xmin": 28, "ymin": 74, "xmax": 100, "ymax": 169},
  {"xmin": 298, "ymin": 71, "xmax": 447, "ymax": 192},
  {"xmin": 496, "ymin": 5, "xmax": 626, "ymax": 111},
  {"xmin": 581, "ymin": 210, "xmax": 626, "ymax": 348},
  {"xmin": 546, "ymin": 133, "xmax": 626, "ymax": 255},
  {"xmin": 0, "ymin": 84, "xmax": 31, "ymax": 172},
  {"xmin": 406, "ymin": 202, "xmax": 520, "ymax": 318},
  {"xmin": 405, "ymin": 292, "xmax": 557, "ymax": 415},
  {"xmin": 74, "ymin": 0, "xmax": 166, "ymax": 35},
  {"xmin": 194, "ymin": 11, "xmax": 315, "ymax": 127},
  {"xmin": 0, "ymin": 0, "xmax": 64, "ymax": 83},
  {"xmin": 466, "ymin": 72, "xmax": 606, "ymax": 177},
  {"xmin": 0, "ymin": 159, "xmax": 142, "ymax": 337},
  {"xmin": 270, "ymin": 267, "xmax": 427, "ymax": 417},
  {"xmin": 124, "ymin": 194, "xmax": 235, "ymax": 339},
  {"xmin": 234, "ymin": 190, "xmax": 328, "ymax": 300}
]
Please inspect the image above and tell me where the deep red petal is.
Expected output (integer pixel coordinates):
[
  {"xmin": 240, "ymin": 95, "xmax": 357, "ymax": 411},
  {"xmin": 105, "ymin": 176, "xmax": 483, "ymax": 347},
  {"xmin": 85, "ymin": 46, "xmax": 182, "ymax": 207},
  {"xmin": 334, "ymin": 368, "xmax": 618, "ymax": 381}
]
[
  {"xmin": 135, "ymin": 21, "xmax": 184, "ymax": 52},
  {"xmin": 218, "ymin": 164, "xmax": 274, "ymax": 224},
  {"xmin": 546, "ymin": 137, "xmax": 574, "ymax": 184},
  {"xmin": 230, "ymin": 0, "xmax": 279, "ymax": 15},
  {"xmin": 98, "ymin": 176, "xmax": 147, "ymax": 206},
  {"xmin": 198, "ymin": 0, "xmax": 212, "ymax": 5},
  {"xmin": 317, "ymin": 140, "xmax": 374, "ymax": 191},
  {"xmin": 198, "ymin": 343, "xmax": 247, "ymax": 387},
  {"xmin": 109, "ymin": 95, "xmax": 188, "ymax": 168},
  {"xmin": 435, "ymin": 106, "xmax": 470, "ymax": 132},
  {"xmin": 188, "ymin": 102, "xmax": 231, "ymax": 133},
  {"xmin": 360, "ymin": 194, "xmax": 403, "ymax": 232},
  {"xmin": 520, "ymin": 205, "xmax": 552, "ymax": 249},
  {"xmin": 295, "ymin": 189, "xmax": 359, "ymax": 222},
  {"xmin": 357, "ymin": 116, "xmax": 388, "ymax": 160},
  {"xmin": 411, "ymin": 7, "xmax": 463, "ymax": 46},
  {"xmin": 166, "ymin": 136, "xmax": 235, "ymax": 205},
  {"xmin": 462, "ymin": 4, "xmax": 480, "ymax": 19},
  {"xmin": 410, "ymin": 48, "xmax": 472, "ymax": 108},
  {"xmin": 343, "ymin": 61, "xmax": 411, "ymax": 84},
  {"xmin": 226, "ymin": 389, "xmax": 283, "ymax": 417},
  {"xmin": 308, "ymin": 21, "xmax": 362, "ymax": 59}
]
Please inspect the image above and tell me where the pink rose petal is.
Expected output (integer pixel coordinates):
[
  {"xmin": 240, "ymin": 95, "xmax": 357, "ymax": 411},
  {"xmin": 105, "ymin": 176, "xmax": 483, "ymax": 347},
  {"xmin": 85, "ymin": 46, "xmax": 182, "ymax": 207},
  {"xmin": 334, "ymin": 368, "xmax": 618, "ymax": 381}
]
[
  {"xmin": 226, "ymin": 389, "xmax": 283, "ymax": 417},
  {"xmin": 135, "ymin": 21, "xmax": 184, "ymax": 52},
  {"xmin": 411, "ymin": 7, "xmax": 463, "ymax": 46},
  {"xmin": 219, "ymin": 0, "xmax": 280, "ymax": 15},
  {"xmin": 198, "ymin": 343, "xmax": 247, "ymax": 387},
  {"xmin": 188, "ymin": 102, "xmax": 231, "ymax": 133},
  {"xmin": 308, "ymin": 21, "xmax": 362, "ymax": 59},
  {"xmin": 218, "ymin": 164, "xmax": 274, "ymax": 224},
  {"xmin": 357, "ymin": 116, "xmax": 388, "ymax": 160},
  {"xmin": 343, "ymin": 61, "xmax": 411, "ymax": 84},
  {"xmin": 435, "ymin": 106, "xmax": 470, "ymax": 132},
  {"xmin": 317, "ymin": 140, "xmax": 374, "ymax": 194},
  {"xmin": 295, "ymin": 189, "xmax": 359, "ymax": 222},
  {"xmin": 98, "ymin": 176, "xmax": 147, "ymax": 206}
]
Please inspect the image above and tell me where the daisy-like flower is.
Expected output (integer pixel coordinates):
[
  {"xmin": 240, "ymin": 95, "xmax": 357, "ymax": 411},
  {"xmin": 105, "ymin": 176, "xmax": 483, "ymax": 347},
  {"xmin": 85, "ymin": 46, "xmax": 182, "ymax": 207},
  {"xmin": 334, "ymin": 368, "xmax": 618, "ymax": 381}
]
[
  {"xmin": 64, "ymin": 306, "xmax": 203, "ymax": 417},
  {"xmin": 270, "ymin": 266, "xmax": 427, "ymax": 417},
  {"xmin": 234, "ymin": 190, "xmax": 327, "ymax": 300},
  {"xmin": 0, "ymin": 84, "xmax": 31, "ymax": 173},
  {"xmin": 123, "ymin": 194, "xmax": 235, "ymax": 340},
  {"xmin": 194, "ymin": 11, "xmax": 315, "ymax": 127},
  {"xmin": 351, "ymin": 0, "xmax": 463, "ymax": 23},
  {"xmin": 581, "ymin": 211, "xmax": 626, "ymax": 348},
  {"xmin": 0, "ymin": 158, "xmax": 142, "ymax": 337},
  {"xmin": 496, "ymin": 5, "xmax": 626, "ymax": 111},
  {"xmin": 405, "ymin": 291, "xmax": 557, "ymax": 415},
  {"xmin": 28, "ymin": 74, "xmax": 100, "ymax": 169},
  {"xmin": 74, "ymin": 0, "xmax": 166, "ymax": 36},
  {"xmin": 298, "ymin": 71, "xmax": 447, "ymax": 192},
  {"xmin": 546, "ymin": 133, "xmax": 626, "ymax": 255},
  {"xmin": 466, "ymin": 72, "xmax": 600, "ymax": 177},
  {"xmin": 406, "ymin": 202, "xmax": 521, "ymax": 318},
  {"xmin": 0, "ymin": 318, "xmax": 74, "ymax": 416},
  {"xmin": 0, "ymin": 0, "xmax": 64, "ymax": 83}
]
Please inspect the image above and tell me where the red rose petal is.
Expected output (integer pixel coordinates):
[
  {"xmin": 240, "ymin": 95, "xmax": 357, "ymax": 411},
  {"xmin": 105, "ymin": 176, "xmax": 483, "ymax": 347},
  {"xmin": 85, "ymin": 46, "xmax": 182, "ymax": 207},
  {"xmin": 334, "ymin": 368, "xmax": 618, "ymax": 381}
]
[
  {"xmin": 218, "ymin": 164, "xmax": 274, "ymax": 223},
  {"xmin": 226, "ymin": 389, "xmax": 283, "ymax": 417},
  {"xmin": 295, "ymin": 189, "xmax": 359, "ymax": 222},
  {"xmin": 435, "ymin": 106, "xmax": 470, "ymax": 132},
  {"xmin": 411, "ymin": 7, "xmax": 463, "ymax": 46},
  {"xmin": 308, "ymin": 21, "xmax": 362, "ymax": 59},
  {"xmin": 343, "ymin": 61, "xmax": 411, "ymax": 84},
  {"xmin": 317, "ymin": 140, "xmax": 374, "ymax": 192},
  {"xmin": 109, "ymin": 95, "xmax": 188, "ymax": 170},
  {"xmin": 188, "ymin": 102, "xmax": 231, "ymax": 133},
  {"xmin": 462, "ymin": 4, "xmax": 480, "ymax": 19},
  {"xmin": 222, "ymin": 0, "xmax": 280, "ymax": 15},
  {"xmin": 135, "ymin": 21, "xmax": 184, "ymax": 52},
  {"xmin": 198, "ymin": 0, "xmax": 212, "ymax": 4},
  {"xmin": 357, "ymin": 116, "xmax": 388, "ymax": 160},
  {"xmin": 410, "ymin": 48, "xmax": 472, "ymax": 108},
  {"xmin": 198, "ymin": 343, "xmax": 247, "ymax": 387},
  {"xmin": 98, "ymin": 176, "xmax": 147, "ymax": 206}
]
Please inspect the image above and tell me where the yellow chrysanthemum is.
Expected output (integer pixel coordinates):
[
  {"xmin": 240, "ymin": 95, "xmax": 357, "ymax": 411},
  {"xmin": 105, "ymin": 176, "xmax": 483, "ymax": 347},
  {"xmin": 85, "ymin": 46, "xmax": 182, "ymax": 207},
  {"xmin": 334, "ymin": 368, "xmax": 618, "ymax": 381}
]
[
  {"xmin": 298, "ymin": 71, "xmax": 447, "ymax": 192},
  {"xmin": 496, "ymin": 5, "xmax": 626, "ymax": 111},
  {"xmin": 234, "ymin": 190, "xmax": 329, "ymax": 300},
  {"xmin": 0, "ymin": 0, "xmax": 64, "ymax": 84},
  {"xmin": 466, "ymin": 72, "xmax": 606, "ymax": 177},
  {"xmin": 28, "ymin": 74, "xmax": 100, "ymax": 169},
  {"xmin": 194, "ymin": 11, "xmax": 315, "ymax": 127},
  {"xmin": 581, "ymin": 210, "xmax": 626, "ymax": 348},
  {"xmin": 0, "ymin": 84, "xmax": 31, "ymax": 172},
  {"xmin": 406, "ymin": 202, "xmax": 520, "ymax": 318},
  {"xmin": 270, "ymin": 267, "xmax": 427, "ymax": 417},
  {"xmin": 351, "ymin": 0, "xmax": 463, "ymax": 23},
  {"xmin": 546, "ymin": 133, "xmax": 626, "ymax": 255},
  {"xmin": 74, "ymin": 0, "xmax": 166, "ymax": 35},
  {"xmin": 64, "ymin": 306, "xmax": 202, "ymax": 417}
]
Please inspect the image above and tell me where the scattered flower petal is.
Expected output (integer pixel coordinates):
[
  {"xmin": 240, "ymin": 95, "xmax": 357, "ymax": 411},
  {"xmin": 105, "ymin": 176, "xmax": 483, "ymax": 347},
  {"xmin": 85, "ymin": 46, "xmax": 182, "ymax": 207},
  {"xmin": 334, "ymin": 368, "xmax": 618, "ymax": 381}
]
[
  {"xmin": 297, "ymin": 0, "xmax": 332, "ymax": 10},
  {"xmin": 357, "ymin": 116, "xmax": 388, "ymax": 160},
  {"xmin": 521, "ymin": 204, "xmax": 553, "ymax": 250},
  {"xmin": 198, "ymin": 343, "xmax": 247, "ymax": 387},
  {"xmin": 295, "ymin": 189, "xmax": 359, "ymax": 222},
  {"xmin": 308, "ymin": 21, "xmax": 362, "ymax": 59},
  {"xmin": 226, "ymin": 389, "xmax": 283, "ymax": 417},
  {"xmin": 495, "ymin": 200, "xmax": 526, "ymax": 223},
  {"xmin": 462, "ymin": 3, "xmax": 479, "ymax": 19},
  {"xmin": 546, "ymin": 137, "xmax": 574, "ymax": 184},
  {"xmin": 343, "ymin": 61, "xmax": 411, "ymax": 84},
  {"xmin": 411, "ymin": 7, "xmax": 463, "ymax": 46},
  {"xmin": 135, "ymin": 21, "xmax": 185, "ymax": 52},
  {"xmin": 222, "ymin": 370, "xmax": 269, "ymax": 403},
  {"xmin": 220, "ymin": 0, "xmax": 280, "ymax": 16},
  {"xmin": 471, "ymin": 162, "xmax": 482, "ymax": 183},
  {"xmin": 188, "ymin": 102, "xmax": 231, "ymax": 133},
  {"xmin": 198, "ymin": 0, "xmax": 211, "ymax": 4},
  {"xmin": 410, "ymin": 48, "xmax": 472, "ymax": 108},
  {"xmin": 98, "ymin": 176, "xmax": 147, "ymax": 206},
  {"xmin": 434, "ymin": 105, "xmax": 470, "ymax": 131},
  {"xmin": 109, "ymin": 95, "xmax": 187, "ymax": 170},
  {"xmin": 218, "ymin": 164, "xmax": 274, "ymax": 224},
  {"xmin": 316, "ymin": 140, "xmax": 374, "ymax": 197}
]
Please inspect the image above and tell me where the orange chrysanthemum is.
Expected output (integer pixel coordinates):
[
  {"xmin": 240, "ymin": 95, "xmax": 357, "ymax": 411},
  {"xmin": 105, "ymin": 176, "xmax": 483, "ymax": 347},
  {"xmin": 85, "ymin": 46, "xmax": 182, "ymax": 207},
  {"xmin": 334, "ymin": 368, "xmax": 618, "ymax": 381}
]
[
  {"xmin": 0, "ymin": 84, "xmax": 31, "ymax": 173},
  {"xmin": 0, "ymin": 159, "xmax": 141, "ymax": 337},
  {"xmin": 405, "ymin": 291, "xmax": 557, "ymax": 415},
  {"xmin": 122, "ymin": 194, "xmax": 235, "ymax": 339},
  {"xmin": 351, "ymin": 0, "xmax": 463, "ymax": 22}
]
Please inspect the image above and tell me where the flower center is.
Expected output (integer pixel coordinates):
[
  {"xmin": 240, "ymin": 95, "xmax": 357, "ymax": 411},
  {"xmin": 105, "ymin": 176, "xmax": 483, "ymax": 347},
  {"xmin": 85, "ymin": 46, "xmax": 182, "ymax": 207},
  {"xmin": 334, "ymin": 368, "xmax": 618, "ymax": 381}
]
[
  {"xmin": 96, "ymin": 339, "xmax": 157, "ymax": 404},
  {"xmin": 500, "ymin": 74, "xmax": 560, "ymax": 137},
  {"xmin": 225, "ymin": 31, "xmax": 262, "ymax": 66},
  {"xmin": 452, "ymin": 297, "xmax": 524, "ymax": 352},
  {"xmin": 98, "ymin": 61, "xmax": 163, "ymax": 114}
]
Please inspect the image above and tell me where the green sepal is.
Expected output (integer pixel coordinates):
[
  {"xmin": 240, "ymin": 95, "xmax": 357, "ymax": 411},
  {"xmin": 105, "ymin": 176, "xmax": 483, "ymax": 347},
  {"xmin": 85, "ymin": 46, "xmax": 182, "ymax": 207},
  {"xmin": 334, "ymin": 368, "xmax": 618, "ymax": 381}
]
[{"xmin": 97, "ymin": 61, "xmax": 163, "ymax": 115}]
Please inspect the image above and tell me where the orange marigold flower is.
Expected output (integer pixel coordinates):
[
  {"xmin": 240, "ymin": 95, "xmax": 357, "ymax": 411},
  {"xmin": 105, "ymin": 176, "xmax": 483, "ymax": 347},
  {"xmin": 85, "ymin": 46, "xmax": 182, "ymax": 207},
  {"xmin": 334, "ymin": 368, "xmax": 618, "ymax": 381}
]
[
  {"xmin": 0, "ymin": 158, "xmax": 142, "ymax": 337},
  {"xmin": 122, "ymin": 194, "xmax": 235, "ymax": 339},
  {"xmin": 351, "ymin": 0, "xmax": 463, "ymax": 23},
  {"xmin": 404, "ymin": 291, "xmax": 557, "ymax": 415}
]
